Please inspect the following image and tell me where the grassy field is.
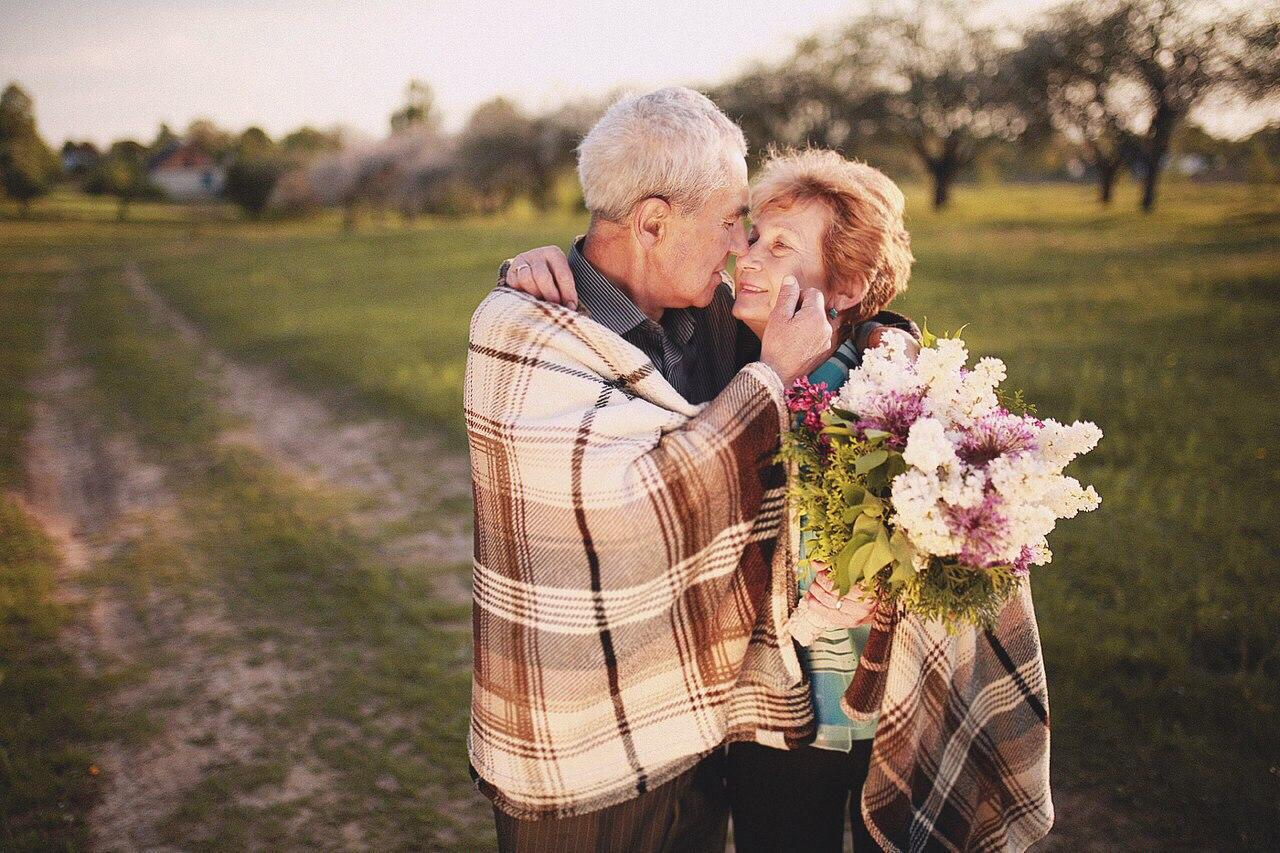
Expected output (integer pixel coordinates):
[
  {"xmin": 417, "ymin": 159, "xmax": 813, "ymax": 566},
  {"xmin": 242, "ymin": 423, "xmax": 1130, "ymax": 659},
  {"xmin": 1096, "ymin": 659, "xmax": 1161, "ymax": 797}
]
[{"xmin": 2, "ymin": 181, "xmax": 1278, "ymax": 848}]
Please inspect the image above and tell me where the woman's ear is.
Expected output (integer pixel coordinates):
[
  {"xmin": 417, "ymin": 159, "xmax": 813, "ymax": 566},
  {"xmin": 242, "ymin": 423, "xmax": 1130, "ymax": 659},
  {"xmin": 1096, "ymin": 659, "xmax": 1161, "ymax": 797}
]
[
  {"xmin": 829, "ymin": 288, "xmax": 864, "ymax": 315},
  {"xmin": 633, "ymin": 197, "xmax": 671, "ymax": 249}
]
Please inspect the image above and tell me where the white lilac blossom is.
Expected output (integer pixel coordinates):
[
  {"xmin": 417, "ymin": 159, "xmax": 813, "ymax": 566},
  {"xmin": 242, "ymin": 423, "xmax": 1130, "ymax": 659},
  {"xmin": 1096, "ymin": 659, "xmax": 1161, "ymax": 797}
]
[
  {"xmin": 781, "ymin": 330, "xmax": 1103, "ymax": 632},
  {"xmin": 848, "ymin": 334, "xmax": 1102, "ymax": 574}
]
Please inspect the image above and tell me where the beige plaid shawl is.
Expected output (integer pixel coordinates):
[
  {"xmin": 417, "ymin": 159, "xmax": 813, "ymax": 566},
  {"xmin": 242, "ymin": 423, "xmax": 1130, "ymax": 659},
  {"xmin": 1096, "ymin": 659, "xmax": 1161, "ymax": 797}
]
[
  {"xmin": 465, "ymin": 287, "xmax": 813, "ymax": 820},
  {"xmin": 843, "ymin": 584, "xmax": 1054, "ymax": 851}
]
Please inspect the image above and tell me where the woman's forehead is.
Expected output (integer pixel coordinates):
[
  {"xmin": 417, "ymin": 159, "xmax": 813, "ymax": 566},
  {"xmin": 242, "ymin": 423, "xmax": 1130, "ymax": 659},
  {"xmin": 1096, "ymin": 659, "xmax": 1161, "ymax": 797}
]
[{"xmin": 750, "ymin": 199, "xmax": 829, "ymax": 233}]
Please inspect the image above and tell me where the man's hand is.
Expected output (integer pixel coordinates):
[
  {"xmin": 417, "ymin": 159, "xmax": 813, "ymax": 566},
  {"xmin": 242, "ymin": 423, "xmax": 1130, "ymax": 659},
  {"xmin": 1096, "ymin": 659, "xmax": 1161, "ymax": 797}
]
[
  {"xmin": 759, "ymin": 276, "xmax": 833, "ymax": 385},
  {"xmin": 504, "ymin": 246, "xmax": 577, "ymax": 309},
  {"xmin": 804, "ymin": 570, "xmax": 876, "ymax": 629}
]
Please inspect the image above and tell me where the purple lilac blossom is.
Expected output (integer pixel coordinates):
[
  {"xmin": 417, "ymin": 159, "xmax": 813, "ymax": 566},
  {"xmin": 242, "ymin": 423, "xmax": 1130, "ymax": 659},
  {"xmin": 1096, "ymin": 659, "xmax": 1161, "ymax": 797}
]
[
  {"xmin": 944, "ymin": 490, "xmax": 1010, "ymax": 568},
  {"xmin": 956, "ymin": 409, "xmax": 1041, "ymax": 467},
  {"xmin": 854, "ymin": 390, "xmax": 927, "ymax": 449}
]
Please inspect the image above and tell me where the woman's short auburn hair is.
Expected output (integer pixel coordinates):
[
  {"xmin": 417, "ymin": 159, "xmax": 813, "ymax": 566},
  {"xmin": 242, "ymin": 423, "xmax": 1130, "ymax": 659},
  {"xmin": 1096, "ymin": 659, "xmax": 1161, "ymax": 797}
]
[{"xmin": 751, "ymin": 148, "xmax": 914, "ymax": 322}]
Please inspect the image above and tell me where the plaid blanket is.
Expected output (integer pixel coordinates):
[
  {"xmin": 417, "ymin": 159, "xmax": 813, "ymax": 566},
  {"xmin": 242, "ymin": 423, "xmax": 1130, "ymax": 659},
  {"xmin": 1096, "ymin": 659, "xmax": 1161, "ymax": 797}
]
[
  {"xmin": 465, "ymin": 287, "xmax": 813, "ymax": 820},
  {"xmin": 843, "ymin": 584, "xmax": 1054, "ymax": 851}
]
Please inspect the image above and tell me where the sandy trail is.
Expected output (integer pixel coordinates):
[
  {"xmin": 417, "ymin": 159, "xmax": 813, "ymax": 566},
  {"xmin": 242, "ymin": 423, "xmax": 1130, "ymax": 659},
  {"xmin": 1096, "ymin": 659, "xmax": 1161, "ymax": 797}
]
[
  {"xmin": 120, "ymin": 263, "xmax": 473, "ymax": 598},
  {"xmin": 21, "ymin": 273, "xmax": 302, "ymax": 851}
]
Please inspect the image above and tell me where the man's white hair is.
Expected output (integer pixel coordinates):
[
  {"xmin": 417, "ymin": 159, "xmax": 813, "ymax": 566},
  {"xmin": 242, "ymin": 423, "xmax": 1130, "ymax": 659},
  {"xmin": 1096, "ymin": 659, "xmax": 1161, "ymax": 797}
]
[{"xmin": 577, "ymin": 87, "xmax": 748, "ymax": 223}]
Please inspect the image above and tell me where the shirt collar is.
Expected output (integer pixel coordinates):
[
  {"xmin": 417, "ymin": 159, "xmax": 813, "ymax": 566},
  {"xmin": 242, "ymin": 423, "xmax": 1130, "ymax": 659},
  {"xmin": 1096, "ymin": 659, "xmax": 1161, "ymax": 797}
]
[{"xmin": 568, "ymin": 238, "xmax": 696, "ymax": 346}]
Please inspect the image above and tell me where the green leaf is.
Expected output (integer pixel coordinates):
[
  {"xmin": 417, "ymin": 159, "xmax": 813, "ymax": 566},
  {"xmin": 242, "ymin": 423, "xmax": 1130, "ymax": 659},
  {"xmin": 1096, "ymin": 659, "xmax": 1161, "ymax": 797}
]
[
  {"xmin": 889, "ymin": 529, "xmax": 916, "ymax": 567},
  {"xmin": 862, "ymin": 428, "xmax": 891, "ymax": 441},
  {"xmin": 831, "ymin": 562, "xmax": 852, "ymax": 596},
  {"xmin": 854, "ymin": 449, "xmax": 889, "ymax": 475},
  {"xmin": 920, "ymin": 319, "xmax": 938, "ymax": 349},
  {"xmin": 866, "ymin": 529, "xmax": 896, "ymax": 581},
  {"xmin": 835, "ymin": 531, "xmax": 875, "ymax": 572},
  {"xmin": 853, "ymin": 513, "xmax": 882, "ymax": 536},
  {"xmin": 888, "ymin": 558, "xmax": 916, "ymax": 585}
]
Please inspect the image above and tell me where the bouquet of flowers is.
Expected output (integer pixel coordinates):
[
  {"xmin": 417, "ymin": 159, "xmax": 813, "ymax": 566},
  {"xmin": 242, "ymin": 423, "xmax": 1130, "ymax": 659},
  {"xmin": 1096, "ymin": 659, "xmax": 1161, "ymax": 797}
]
[{"xmin": 780, "ymin": 328, "xmax": 1102, "ymax": 636}]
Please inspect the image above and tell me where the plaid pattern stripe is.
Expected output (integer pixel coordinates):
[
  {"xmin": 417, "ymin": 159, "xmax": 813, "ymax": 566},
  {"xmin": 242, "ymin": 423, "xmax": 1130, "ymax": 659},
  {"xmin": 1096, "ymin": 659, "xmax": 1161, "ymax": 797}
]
[
  {"xmin": 843, "ymin": 584, "xmax": 1054, "ymax": 851},
  {"xmin": 465, "ymin": 286, "xmax": 813, "ymax": 820}
]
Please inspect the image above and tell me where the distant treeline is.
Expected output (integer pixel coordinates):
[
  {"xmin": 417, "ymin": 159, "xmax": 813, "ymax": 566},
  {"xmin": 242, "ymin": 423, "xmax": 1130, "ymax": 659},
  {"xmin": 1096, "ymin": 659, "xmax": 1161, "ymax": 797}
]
[{"xmin": 2, "ymin": 0, "xmax": 1277, "ymax": 222}]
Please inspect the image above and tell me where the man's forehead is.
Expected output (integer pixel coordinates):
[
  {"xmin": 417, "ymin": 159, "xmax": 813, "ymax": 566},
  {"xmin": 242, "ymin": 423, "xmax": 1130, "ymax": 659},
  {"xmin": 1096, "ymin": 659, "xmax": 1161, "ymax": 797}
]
[{"xmin": 725, "ymin": 184, "xmax": 749, "ymax": 215}]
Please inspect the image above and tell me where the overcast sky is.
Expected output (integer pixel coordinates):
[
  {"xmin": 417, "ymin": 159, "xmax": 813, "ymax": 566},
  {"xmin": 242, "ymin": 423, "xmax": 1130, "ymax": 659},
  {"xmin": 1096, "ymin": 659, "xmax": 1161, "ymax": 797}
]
[{"xmin": 2, "ymin": 0, "xmax": 1273, "ymax": 147}]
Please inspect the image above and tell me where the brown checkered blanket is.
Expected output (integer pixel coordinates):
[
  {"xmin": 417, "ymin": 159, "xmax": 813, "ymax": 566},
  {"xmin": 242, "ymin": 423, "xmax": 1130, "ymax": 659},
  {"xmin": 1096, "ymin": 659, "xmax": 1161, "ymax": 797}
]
[
  {"xmin": 843, "ymin": 584, "xmax": 1054, "ymax": 851},
  {"xmin": 464, "ymin": 287, "xmax": 813, "ymax": 820}
]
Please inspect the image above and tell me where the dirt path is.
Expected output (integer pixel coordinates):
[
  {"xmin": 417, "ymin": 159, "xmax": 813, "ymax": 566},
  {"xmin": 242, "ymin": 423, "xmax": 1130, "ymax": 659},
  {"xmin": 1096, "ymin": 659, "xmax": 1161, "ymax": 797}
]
[
  {"xmin": 120, "ymin": 263, "xmax": 473, "ymax": 601},
  {"xmin": 22, "ymin": 273, "xmax": 303, "ymax": 851}
]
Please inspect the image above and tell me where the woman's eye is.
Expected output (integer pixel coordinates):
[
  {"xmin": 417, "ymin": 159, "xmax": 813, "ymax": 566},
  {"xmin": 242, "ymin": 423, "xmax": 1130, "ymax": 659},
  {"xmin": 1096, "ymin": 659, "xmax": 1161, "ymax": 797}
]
[{"xmin": 772, "ymin": 240, "xmax": 789, "ymax": 253}]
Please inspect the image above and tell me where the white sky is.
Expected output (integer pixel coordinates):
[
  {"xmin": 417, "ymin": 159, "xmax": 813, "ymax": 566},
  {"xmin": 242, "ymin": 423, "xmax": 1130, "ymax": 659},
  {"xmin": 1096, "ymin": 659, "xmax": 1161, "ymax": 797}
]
[{"xmin": 2, "ymin": 0, "xmax": 1273, "ymax": 147}]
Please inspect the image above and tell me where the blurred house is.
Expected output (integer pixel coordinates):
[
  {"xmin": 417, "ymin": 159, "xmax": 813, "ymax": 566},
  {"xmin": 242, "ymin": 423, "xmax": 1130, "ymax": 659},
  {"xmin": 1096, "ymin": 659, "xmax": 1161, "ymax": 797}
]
[{"xmin": 147, "ymin": 141, "xmax": 225, "ymax": 201}]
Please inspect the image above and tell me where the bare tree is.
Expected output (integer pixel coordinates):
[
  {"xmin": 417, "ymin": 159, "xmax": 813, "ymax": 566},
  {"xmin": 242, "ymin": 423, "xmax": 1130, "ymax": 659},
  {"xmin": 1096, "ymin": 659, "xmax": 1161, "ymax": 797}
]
[
  {"xmin": 1014, "ymin": 3, "xmax": 1139, "ymax": 204},
  {"xmin": 840, "ymin": 1, "xmax": 1025, "ymax": 209},
  {"xmin": 1117, "ymin": 0, "xmax": 1242, "ymax": 211},
  {"xmin": 389, "ymin": 79, "xmax": 442, "ymax": 135},
  {"xmin": 711, "ymin": 37, "xmax": 884, "ymax": 165}
]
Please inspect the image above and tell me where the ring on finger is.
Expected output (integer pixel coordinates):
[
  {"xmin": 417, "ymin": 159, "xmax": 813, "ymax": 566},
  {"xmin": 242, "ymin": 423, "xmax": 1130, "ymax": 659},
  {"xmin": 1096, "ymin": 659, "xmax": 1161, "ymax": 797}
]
[{"xmin": 514, "ymin": 263, "xmax": 532, "ymax": 273}]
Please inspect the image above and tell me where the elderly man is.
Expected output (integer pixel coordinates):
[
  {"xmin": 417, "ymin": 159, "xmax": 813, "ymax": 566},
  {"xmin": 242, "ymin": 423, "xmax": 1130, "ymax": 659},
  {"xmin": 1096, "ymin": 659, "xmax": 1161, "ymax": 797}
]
[{"xmin": 464, "ymin": 87, "xmax": 833, "ymax": 851}]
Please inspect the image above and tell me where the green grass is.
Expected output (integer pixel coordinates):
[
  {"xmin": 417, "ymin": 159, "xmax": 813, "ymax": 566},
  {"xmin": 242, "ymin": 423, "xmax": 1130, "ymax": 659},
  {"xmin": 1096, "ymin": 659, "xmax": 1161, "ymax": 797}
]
[
  {"xmin": 2, "ymin": 181, "xmax": 1277, "ymax": 847},
  {"xmin": 0, "ymin": 498, "xmax": 109, "ymax": 851},
  {"xmin": 0, "ymin": 258, "xmax": 106, "ymax": 850}
]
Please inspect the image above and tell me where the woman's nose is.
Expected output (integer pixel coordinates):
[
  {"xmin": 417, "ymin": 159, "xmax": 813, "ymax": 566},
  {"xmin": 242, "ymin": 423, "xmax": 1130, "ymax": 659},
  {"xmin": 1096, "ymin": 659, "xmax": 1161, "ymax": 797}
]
[{"xmin": 736, "ymin": 245, "xmax": 761, "ymax": 272}]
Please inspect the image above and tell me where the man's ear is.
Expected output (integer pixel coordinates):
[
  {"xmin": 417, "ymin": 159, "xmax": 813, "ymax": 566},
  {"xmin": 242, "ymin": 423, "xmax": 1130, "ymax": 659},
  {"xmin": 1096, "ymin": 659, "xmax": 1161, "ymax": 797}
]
[{"xmin": 632, "ymin": 197, "xmax": 671, "ymax": 249}]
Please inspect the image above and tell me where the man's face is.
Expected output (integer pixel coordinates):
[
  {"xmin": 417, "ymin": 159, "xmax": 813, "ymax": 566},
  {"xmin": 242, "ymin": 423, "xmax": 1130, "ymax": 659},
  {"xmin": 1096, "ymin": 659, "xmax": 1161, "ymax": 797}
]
[{"xmin": 648, "ymin": 155, "xmax": 750, "ymax": 309}]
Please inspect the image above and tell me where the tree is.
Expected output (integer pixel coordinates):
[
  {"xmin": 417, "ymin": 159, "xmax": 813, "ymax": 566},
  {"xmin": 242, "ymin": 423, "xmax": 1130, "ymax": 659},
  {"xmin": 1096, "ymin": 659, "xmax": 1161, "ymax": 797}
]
[
  {"xmin": 148, "ymin": 122, "xmax": 180, "ymax": 155},
  {"xmin": 1235, "ymin": 12, "xmax": 1279, "ymax": 98},
  {"xmin": 83, "ymin": 140, "xmax": 155, "ymax": 221},
  {"xmin": 222, "ymin": 127, "xmax": 286, "ymax": 217},
  {"xmin": 1118, "ymin": 0, "xmax": 1241, "ymax": 211},
  {"xmin": 712, "ymin": 39, "xmax": 883, "ymax": 165},
  {"xmin": 0, "ymin": 83, "xmax": 59, "ymax": 215},
  {"xmin": 1013, "ymin": 3, "xmax": 1139, "ymax": 204},
  {"xmin": 183, "ymin": 118, "xmax": 235, "ymax": 160},
  {"xmin": 390, "ymin": 79, "xmax": 441, "ymax": 134},
  {"xmin": 797, "ymin": 1, "xmax": 1024, "ymax": 209},
  {"xmin": 456, "ymin": 97, "xmax": 540, "ymax": 214},
  {"xmin": 223, "ymin": 155, "xmax": 285, "ymax": 217},
  {"xmin": 280, "ymin": 125, "xmax": 344, "ymax": 158}
]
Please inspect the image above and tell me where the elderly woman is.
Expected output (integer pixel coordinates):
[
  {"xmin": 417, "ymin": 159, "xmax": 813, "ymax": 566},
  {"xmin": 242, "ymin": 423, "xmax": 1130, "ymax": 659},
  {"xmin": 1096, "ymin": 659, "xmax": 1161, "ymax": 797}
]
[{"xmin": 504, "ymin": 147, "xmax": 918, "ymax": 852}]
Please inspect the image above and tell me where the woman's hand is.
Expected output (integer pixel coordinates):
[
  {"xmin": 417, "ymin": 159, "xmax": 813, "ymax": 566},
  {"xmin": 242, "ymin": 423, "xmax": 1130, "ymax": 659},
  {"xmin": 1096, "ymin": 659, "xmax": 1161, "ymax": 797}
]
[
  {"xmin": 803, "ymin": 567, "xmax": 876, "ymax": 629},
  {"xmin": 504, "ymin": 246, "xmax": 577, "ymax": 309}
]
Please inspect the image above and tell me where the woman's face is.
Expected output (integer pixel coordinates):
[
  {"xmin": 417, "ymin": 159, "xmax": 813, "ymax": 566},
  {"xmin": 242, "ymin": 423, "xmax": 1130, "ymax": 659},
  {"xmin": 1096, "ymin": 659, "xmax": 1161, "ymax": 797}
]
[{"xmin": 732, "ymin": 199, "xmax": 831, "ymax": 328}]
